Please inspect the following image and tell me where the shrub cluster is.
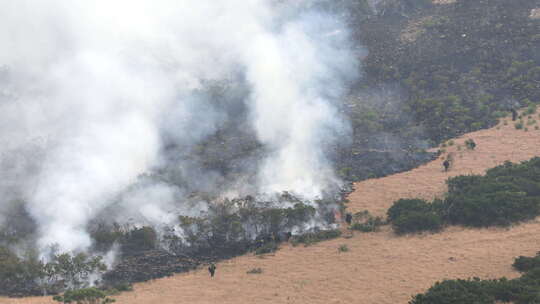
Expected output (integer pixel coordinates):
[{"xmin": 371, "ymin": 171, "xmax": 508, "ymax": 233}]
[
  {"xmin": 387, "ymin": 158, "xmax": 540, "ymax": 234},
  {"xmin": 167, "ymin": 197, "xmax": 324, "ymax": 258},
  {"xmin": 0, "ymin": 248, "xmax": 107, "ymax": 297},
  {"xmin": 290, "ymin": 229, "xmax": 342, "ymax": 247},
  {"xmin": 349, "ymin": 210, "xmax": 385, "ymax": 232},
  {"xmin": 387, "ymin": 199, "xmax": 443, "ymax": 234},
  {"xmin": 513, "ymin": 252, "xmax": 540, "ymax": 272},
  {"xmin": 246, "ymin": 268, "xmax": 263, "ymax": 274},
  {"xmin": 1, "ymin": 192, "xmax": 344, "ymax": 297},
  {"xmin": 410, "ymin": 252, "xmax": 540, "ymax": 304},
  {"xmin": 53, "ymin": 288, "xmax": 115, "ymax": 304}
]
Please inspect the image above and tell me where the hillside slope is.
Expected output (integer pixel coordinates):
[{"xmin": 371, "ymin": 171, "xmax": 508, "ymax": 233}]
[{"xmin": 5, "ymin": 112, "xmax": 540, "ymax": 304}]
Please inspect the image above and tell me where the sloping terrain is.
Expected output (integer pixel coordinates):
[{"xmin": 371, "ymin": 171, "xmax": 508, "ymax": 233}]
[{"xmin": 4, "ymin": 112, "xmax": 540, "ymax": 304}]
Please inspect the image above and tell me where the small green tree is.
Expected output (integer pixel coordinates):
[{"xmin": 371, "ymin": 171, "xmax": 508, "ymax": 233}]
[
  {"xmin": 53, "ymin": 288, "xmax": 115, "ymax": 304},
  {"xmin": 45, "ymin": 253, "xmax": 107, "ymax": 290}
]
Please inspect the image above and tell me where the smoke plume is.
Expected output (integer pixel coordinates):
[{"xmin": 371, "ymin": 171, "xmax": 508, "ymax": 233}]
[{"xmin": 0, "ymin": 0, "xmax": 358, "ymax": 254}]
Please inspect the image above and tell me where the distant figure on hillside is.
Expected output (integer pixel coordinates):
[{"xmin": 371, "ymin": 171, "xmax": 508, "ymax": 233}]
[
  {"xmin": 208, "ymin": 263, "xmax": 216, "ymax": 278},
  {"xmin": 510, "ymin": 108, "xmax": 518, "ymax": 121},
  {"xmin": 345, "ymin": 213, "xmax": 353, "ymax": 225},
  {"xmin": 443, "ymin": 159, "xmax": 450, "ymax": 172}
]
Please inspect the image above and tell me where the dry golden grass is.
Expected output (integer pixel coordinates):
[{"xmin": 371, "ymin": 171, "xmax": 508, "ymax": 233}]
[{"xmin": 4, "ymin": 111, "xmax": 540, "ymax": 304}]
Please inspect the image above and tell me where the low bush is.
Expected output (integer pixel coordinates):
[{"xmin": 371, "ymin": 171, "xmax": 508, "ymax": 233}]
[
  {"xmin": 387, "ymin": 199, "xmax": 432, "ymax": 222},
  {"xmin": 410, "ymin": 252, "xmax": 540, "ymax": 304},
  {"xmin": 291, "ymin": 229, "xmax": 342, "ymax": 247},
  {"xmin": 338, "ymin": 244, "xmax": 349, "ymax": 252},
  {"xmin": 392, "ymin": 211, "xmax": 443, "ymax": 235},
  {"xmin": 53, "ymin": 288, "xmax": 115, "ymax": 304},
  {"xmin": 246, "ymin": 268, "xmax": 263, "ymax": 274},
  {"xmin": 0, "ymin": 248, "xmax": 108, "ymax": 297},
  {"xmin": 349, "ymin": 210, "xmax": 385, "ymax": 232},
  {"xmin": 410, "ymin": 278, "xmax": 496, "ymax": 304},
  {"xmin": 464, "ymin": 139, "xmax": 476, "ymax": 150},
  {"xmin": 513, "ymin": 252, "xmax": 540, "ymax": 272},
  {"xmin": 443, "ymin": 158, "xmax": 540, "ymax": 227},
  {"xmin": 255, "ymin": 241, "xmax": 278, "ymax": 255},
  {"xmin": 388, "ymin": 158, "xmax": 540, "ymax": 234}
]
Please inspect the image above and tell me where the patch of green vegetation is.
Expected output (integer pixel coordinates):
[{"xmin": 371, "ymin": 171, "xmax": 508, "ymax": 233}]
[
  {"xmin": 464, "ymin": 139, "xmax": 476, "ymax": 150},
  {"xmin": 53, "ymin": 288, "xmax": 115, "ymax": 304},
  {"xmin": 255, "ymin": 241, "xmax": 278, "ymax": 255},
  {"xmin": 410, "ymin": 252, "xmax": 540, "ymax": 304},
  {"xmin": 525, "ymin": 103, "xmax": 537, "ymax": 115},
  {"xmin": 387, "ymin": 199, "xmax": 443, "ymax": 234},
  {"xmin": 0, "ymin": 248, "xmax": 108, "ymax": 297},
  {"xmin": 291, "ymin": 229, "xmax": 342, "ymax": 247},
  {"xmin": 246, "ymin": 267, "xmax": 263, "ymax": 274},
  {"xmin": 387, "ymin": 158, "xmax": 540, "ymax": 234},
  {"xmin": 513, "ymin": 252, "xmax": 540, "ymax": 272},
  {"xmin": 338, "ymin": 244, "xmax": 349, "ymax": 252},
  {"xmin": 445, "ymin": 159, "xmax": 540, "ymax": 227},
  {"xmin": 349, "ymin": 210, "xmax": 385, "ymax": 232}
]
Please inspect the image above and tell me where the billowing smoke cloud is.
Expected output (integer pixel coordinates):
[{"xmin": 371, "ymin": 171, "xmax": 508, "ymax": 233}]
[{"xmin": 0, "ymin": 0, "xmax": 358, "ymax": 254}]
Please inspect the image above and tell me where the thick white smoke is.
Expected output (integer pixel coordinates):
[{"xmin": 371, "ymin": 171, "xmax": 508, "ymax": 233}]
[{"xmin": 0, "ymin": 0, "xmax": 357, "ymax": 254}]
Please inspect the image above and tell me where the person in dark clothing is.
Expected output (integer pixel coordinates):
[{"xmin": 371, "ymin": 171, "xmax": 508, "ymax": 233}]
[
  {"xmin": 510, "ymin": 108, "xmax": 518, "ymax": 121},
  {"xmin": 443, "ymin": 160, "xmax": 450, "ymax": 172},
  {"xmin": 208, "ymin": 263, "xmax": 216, "ymax": 278},
  {"xmin": 345, "ymin": 213, "xmax": 353, "ymax": 225}
]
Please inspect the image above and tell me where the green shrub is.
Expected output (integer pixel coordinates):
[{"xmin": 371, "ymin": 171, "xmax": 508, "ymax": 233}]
[
  {"xmin": 338, "ymin": 244, "xmax": 349, "ymax": 252},
  {"xmin": 350, "ymin": 218, "xmax": 384, "ymax": 232},
  {"xmin": 349, "ymin": 210, "xmax": 385, "ymax": 232},
  {"xmin": 465, "ymin": 139, "xmax": 476, "ymax": 150},
  {"xmin": 411, "ymin": 251, "xmax": 540, "ymax": 304},
  {"xmin": 525, "ymin": 103, "xmax": 537, "ymax": 115},
  {"xmin": 291, "ymin": 229, "xmax": 342, "ymax": 247},
  {"xmin": 387, "ymin": 199, "xmax": 431, "ymax": 222},
  {"xmin": 492, "ymin": 111, "xmax": 506, "ymax": 118},
  {"xmin": 410, "ymin": 278, "xmax": 496, "ymax": 304},
  {"xmin": 443, "ymin": 192, "xmax": 539, "ymax": 227},
  {"xmin": 246, "ymin": 268, "xmax": 263, "ymax": 274},
  {"xmin": 255, "ymin": 241, "xmax": 278, "ymax": 255},
  {"xmin": 389, "ymin": 158, "xmax": 540, "ymax": 233},
  {"xmin": 53, "ymin": 288, "xmax": 115, "ymax": 304},
  {"xmin": 105, "ymin": 282, "xmax": 133, "ymax": 295},
  {"xmin": 442, "ymin": 158, "xmax": 540, "ymax": 227},
  {"xmin": 392, "ymin": 211, "xmax": 443, "ymax": 235},
  {"xmin": 515, "ymin": 121, "xmax": 524, "ymax": 129},
  {"xmin": 513, "ymin": 252, "xmax": 540, "ymax": 272}
]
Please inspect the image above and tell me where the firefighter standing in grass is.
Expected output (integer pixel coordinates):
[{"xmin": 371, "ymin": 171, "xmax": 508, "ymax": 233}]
[{"xmin": 208, "ymin": 263, "xmax": 216, "ymax": 278}]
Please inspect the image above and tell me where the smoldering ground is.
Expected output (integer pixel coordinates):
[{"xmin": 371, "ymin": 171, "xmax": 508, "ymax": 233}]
[{"xmin": 0, "ymin": 0, "xmax": 360, "ymax": 258}]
